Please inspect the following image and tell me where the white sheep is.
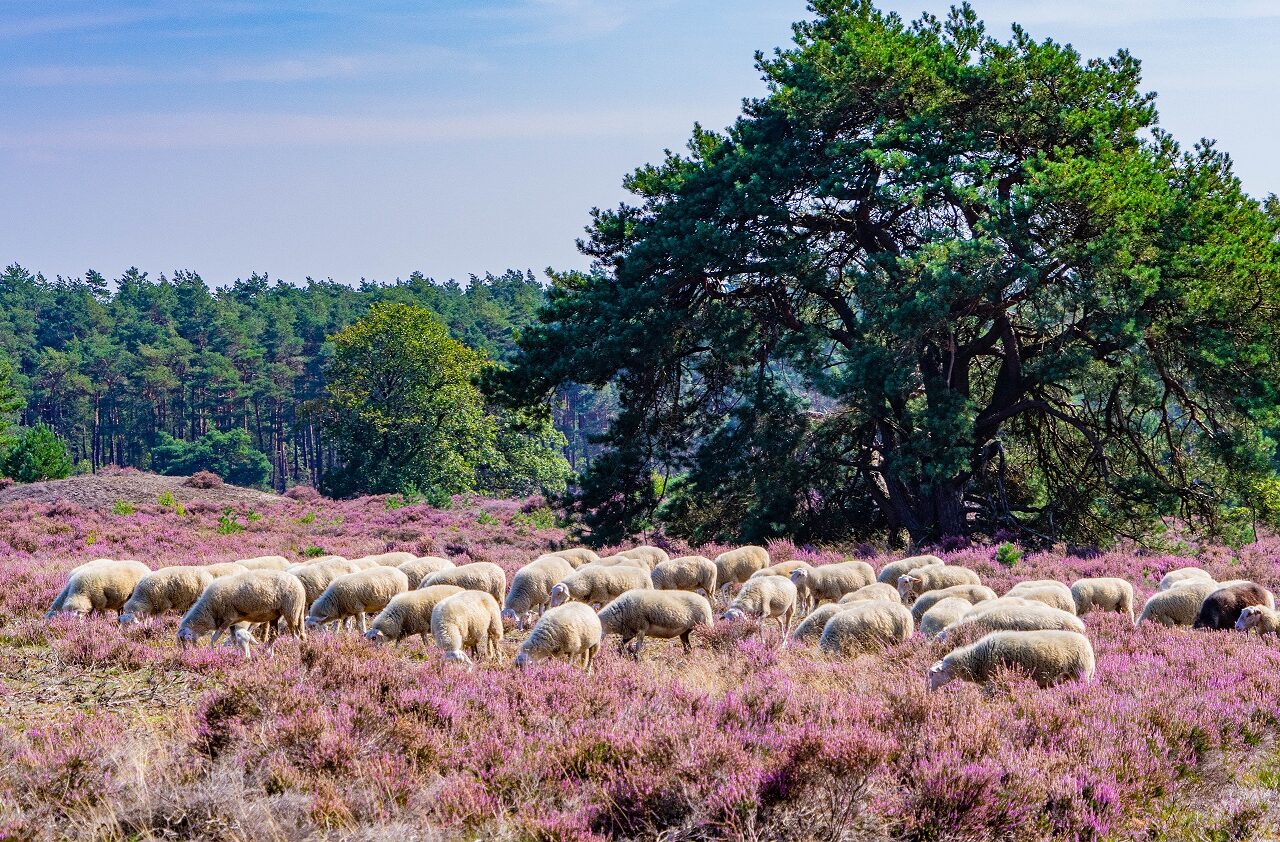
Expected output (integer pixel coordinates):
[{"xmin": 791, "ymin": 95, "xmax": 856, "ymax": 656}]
[
  {"xmin": 581, "ymin": 555, "xmax": 650, "ymax": 570},
  {"xmin": 365, "ymin": 585, "xmax": 465, "ymax": 646},
  {"xmin": 597, "ymin": 590, "xmax": 713, "ymax": 656},
  {"xmin": 876, "ymin": 554, "xmax": 944, "ymax": 585},
  {"xmin": 290, "ymin": 557, "xmax": 362, "ymax": 606},
  {"xmin": 549, "ymin": 565, "xmax": 652, "ymax": 609},
  {"xmin": 790, "ymin": 562, "xmax": 875, "ymax": 612},
  {"xmin": 1006, "ymin": 583, "xmax": 1077, "ymax": 615},
  {"xmin": 502, "ymin": 554, "xmax": 576, "ymax": 629},
  {"xmin": 790, "ymin": 603, "xmax": 850, "ymax": 643},
  {"xmin": 515, "ymin": 602, "xmax": 604, "ymax": 670},
  {"xmin": 723, "ymin": 576, "xmax": 797, "ymax": 640},
  {"xmin": 549, "ymin": 547, "xmax": 599, "ymax": 568},
  {"xmin": 306, "ymin": 566, "xmax": 410, "ymax": 633},
  {"xmin": 430, "ymin": 590, "xmax": 504, "ymax": 667},
  {"xmin": 46, "ymin": 559, "xmax": 151, "ymax": 618},
  {"xmin": 119, "ymin": 566, "xmax": 214, "ymax": 624},
  {"xmin": 919, "ymin": 597, "xmax": 974, "ymax": 638},
  {"xmin": 351, "ymin": 551, "xmax": 418, "ymax": 569},
  {"xmin": 909, "ymin": 584, "xmax": 998, "ymax": 621},
  {"xmin": 818, "ymin": 601, "xmax": 914, "ymax": 656},
  {"xmin": 838, "ymin": 582, "xmax": 902, "ymax": 605},
  {"xmin": 397, "ymin": 556, "xmax": 455, "ymax": 589},
  {"xmin": 1157, "ymin": 566, "xmax": 1215, "ymax": 591},
  {"xmin": 1070, "ymin": 577, "xmax": 1135, "ymax": 620},
  {"xmin": 1235, "ymin": 605, "xmax": 1280, "ymax": 635},
  {"xmin": 236, "ymin": 555, "xmax": 291, "ymax": 571},
  {"xmin": 898, "ymin": 566, "xmax": 981, "ymax": 601},
  {"xmin": 928, "ymin": 630, "xmax": 1096, "ymax": 690},
  {"xmin": 177, "ymin": 570, "xmax": 307, "ymax": 652},
  {"xmin": 1137, "ymin": 580, "xmax": 1220, "ymax": 627},
  {"xmin": 617, "ymin": 546, "xmax": 668, "ymax": 569},
  {"xmin": 650, "ymin": 555, "xmax": 718, "ymax": 600},
  {"xmin": 941, "ymin": 603, "xmax": 1086, "ymax": 640},
  {"xmin": 420, "ymin": 562, "xmax": 507, "ymax": 605},
  {"xmin": 713, "ymin": 546, "xmax": 771, "ymax": 595},
  {"xmin": 204, "ymin": 562, "xmax": 250, "ymax": 578},
  {"xmin": 749, "ymin": 560, "xmax": 812, "ymax": 579}
]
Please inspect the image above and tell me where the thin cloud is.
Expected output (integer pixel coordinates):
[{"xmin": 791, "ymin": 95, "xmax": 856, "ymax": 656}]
[
  {"xmin": 944, "ymin": 0, "xmax": 1280, "ymax": 26},
  {"xmin": 0, "ymin": 108, "xmax": 706, "ymax": 150},
  {"xmin": 473, "ymin": 0, "xmax": 678, "ymax": 42}
]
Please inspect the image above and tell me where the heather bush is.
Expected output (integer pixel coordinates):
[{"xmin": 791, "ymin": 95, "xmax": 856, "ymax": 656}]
[
  {"xmin": 184, "ymin": 470, "xmax": 223, "ymax": 489},
  {"xmin": 0, "ymin": 496, "xmax": 1278, "ymax": 839}
]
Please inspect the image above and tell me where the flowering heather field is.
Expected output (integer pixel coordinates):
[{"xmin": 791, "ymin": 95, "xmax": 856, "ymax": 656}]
[{"xmin": 1, "ymin": 492, "xmax": 1280, "ymax": 841}]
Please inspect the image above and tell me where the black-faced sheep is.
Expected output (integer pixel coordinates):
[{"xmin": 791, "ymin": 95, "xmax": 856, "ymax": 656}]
[
  {"xmin": 928, "ymin": 630, "xmax": 1096, "ymax": 690},
  {"xmin": 515, "ymin": 602, "xmax": 604, "ymax": 670},
  {"xmin": 597, "ymin": 590, "xmax": 713, "ymax": 657}
]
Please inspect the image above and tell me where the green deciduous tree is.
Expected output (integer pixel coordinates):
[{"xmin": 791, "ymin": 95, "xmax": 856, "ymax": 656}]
[{"xmin": 499, "ymin": 1, "xmax": 1280, "ymax": 546}]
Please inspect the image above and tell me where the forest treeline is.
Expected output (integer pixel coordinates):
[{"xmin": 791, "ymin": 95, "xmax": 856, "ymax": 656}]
[{"xmin": 0, "ymin": 264, "xmax": 612, "ymax": 490}]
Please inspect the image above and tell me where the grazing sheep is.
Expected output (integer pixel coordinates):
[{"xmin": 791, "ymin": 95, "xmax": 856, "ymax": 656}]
[
  {"xmin": 46, "ymin": 560, "xmax": 151, "ymax": 618},
  {"xmin": 365, "ymin": 585, "xmax": 465, "ymax": 646},
  {"xmin": 236, "ymin": 555, "xmax": 291, "ymax": 571},
  {"xmin": 942, "ymin": 603, "xmax": 1086, "ymax": 640},
  {"xmin": 177, "ymin": 570, "xmax": 307, "ymax": 650},
  {"xmin": 306, "ymin": 566, "xmax": 410, "ymax": 633},
  {"xmin": 1157, "ymin": 567, "xmax": 1215, "ymax": 590},
  {"xmin": 421, "ymin": 562, "xmax": 507, "ymax": 605},
  {"xmin": 549, "ymin": 565, "xmax": 652, "ymax": 609},
  {"xmin": 909, "ymin": 585, "xmax": 998, "ymax": 621},
  {"xmin": 791, "ymin": 562, "xmax": 875, "ymax": 612},
  {"xmin": 352, "ymin": 551, "xmax": 417, "ymax": 569},
  {"xmin": 119, "ymin": 566, "xmax": 214, "ymax": 624},
  {"xmin": 290, "ymin": 558, "xmax": 362, "ymax": 606},
  {"xmin": 1193, "ymin": 583, "xmax": 1276, "ymax": 630},
  {"xmin": 790, "ymin": 603, "xmax": 851, "ymax": 643},
  {"xmin": 1137, "ymin": 580, "xmax": 1221, "ymax": 627},
  {"xmin": 515, "ymin": 602, "xmax": 604, "ymax": 670},
  {"xmin": 723, "ymin": 576, "xmax": 797, "ymax": 639},
  {"xmin": 397, "ymin": 556, "xmax": 455, "ymax": 589},
  {"xmin": 430, "ymin": 590, "xmax": 504, "ymax": 666},
  {"xmin": 597, "ymin": 590, "xmax": 713, "ymax": 656},
  {"xmin": 549, "ymin": 547, "xmax": 599, "ymax": 568},
  {"xmin": 1007, "ymin": 585, "xmax": 1077, "ymax": 615},
  {"xmin": 877, "ymin": 554, "xmax": 944, "ymax": 585},
  {"xmin": 898, "ymin": 566, "xmax": 982, "ymax": 601},
  {"xmin": 919, "ymin": 597, "xmax": 974, "ymax": 638},
  {"xmin": 502, "ymin": 554, "xmax": 576, "ymax": 629},
  {"xmin": 838, "ymin": 583, "xmax": 902, "ymax": 604},
  {"xmin": 304, "ymin": 555, "xmax": 348, "ymax": 566},
  {"xmin": 617, "ymin": 546, "xmax": 668, "ymax": 569},
  {"xmin": 580, "ymin": 555, "xmax": 650, "ymax": 570},
  {"xmin": 1235, "ymin": 605, "xmax": 1280, "ymax": 635},
  {"xmin": 203, "ymin": 562, "xmax": 249, "ymax": 578},
  {"xmin": 714, "ymin": 546, "xmax": 771, "ymax": 592},
  {"xmin": 818, "ymin": 601, "xmax": 914, "ymax": 656},
  {"xmin": 928, "ymin": 630, "xmax": 1096, "ymax": 689},
  {"xmin": 749, "ymin": 560, "xmax": 812, "ymax": 579},
  {"xmin": 651, "ymin": 556, "xmax": 718, "ymax": 599},
  {"xmin": 1070, "ymin": 578, "xmax": 1135, "ymax": 620}
]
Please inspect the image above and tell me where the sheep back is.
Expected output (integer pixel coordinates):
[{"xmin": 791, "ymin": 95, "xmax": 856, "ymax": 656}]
[
  {"xmin": 818, "ymin": 601, "xmax": 914, "ymax": 656},
  {"xmin": 1194, "ymin": 583, "xmax": 1275, "ymax": 630}
]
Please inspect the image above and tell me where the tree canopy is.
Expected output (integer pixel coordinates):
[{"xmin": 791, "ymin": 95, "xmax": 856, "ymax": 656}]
[{"xmin": 499, "ymin": 1, "xmax": 1280, "ymax": 546}]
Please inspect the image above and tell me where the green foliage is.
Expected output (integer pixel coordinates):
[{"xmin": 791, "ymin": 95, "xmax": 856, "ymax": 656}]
[
  {"xmin": 151, "ymin": 428, "xmax": 271, "ymax": 489},
  {"xmin": 297, "ymin": 512, "xmax": 316, "ymax": 524},
  {"xmin": 302, "ymin": 545, "xmax": 326, "ymax": 558},
  {"xmin": 156, "ymin": 490, "xmax": 186, "ymax": 516},
  {"xmin": 216, "ymin": 508, "xmax": 245, "ymax": 534},
  {"xmin": 995, "ymin": 543, "xmax": 1023, "ymax": 567},
  {"xmin": 500, "ymin": 1, "xmax": 1280, "ymax": 546},
  {"xmin": 111, "ymin": 500, "xmax": 135, "ymax": 516},
  {"xmin": 512, "ymin": 506, "xmax": 558, "ymax": 530},
  {"xmin": 322, "ymin": 303, "xmax": 570, "ymax": 501},
  {"xmin": 476, "ymin": 511, "xmax": 499, "ymax": 526},
  {"xmin": 0, "ymin": 354, "xmax": 25, "ymax": 454},
  {"xmin": 2, "ymin": 424, "xmax": 73, "ymax": 483}
]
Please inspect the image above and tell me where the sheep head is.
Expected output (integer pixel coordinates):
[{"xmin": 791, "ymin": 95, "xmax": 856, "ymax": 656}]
[
  {"xmin": 548, "ymin": 583, "xmax": 570, "ymax": 607},
  {"xmin": 927, "ymin": 660, "xmax": 955, "ymax": 691},
  {"xmin": 898, "ymin": 574, "xmax": 921, "ymax": 601}
]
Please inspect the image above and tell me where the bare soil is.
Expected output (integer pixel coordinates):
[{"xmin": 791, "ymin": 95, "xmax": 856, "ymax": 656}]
[{"xmin": 0, "ymin": 471, "xmax": 281, "ymax": 510}]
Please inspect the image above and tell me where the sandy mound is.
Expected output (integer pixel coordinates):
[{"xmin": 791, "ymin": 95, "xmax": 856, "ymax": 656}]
[{"xmin": 0, "ymin": 471, "xmax": 281, "ymax": 509}]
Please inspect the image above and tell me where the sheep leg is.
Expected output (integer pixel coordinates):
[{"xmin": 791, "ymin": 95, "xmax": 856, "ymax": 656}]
[
  {"xmin": 631, "ymin": 631, "xmax": 646, "ymax": 660},
  {"xmin": 209, "ymin": 628, "xmax": 225, "ymax": 647},
  {"xmin": 358, "ymin": 612, "xmax": 368, "ymax": 634},
  {"xmin": 585, "ymin": 644, "xmax": 597, "ymax": 674},
  {"xmin": 680, "ymin": 630, "xmax": 692, "ymax": 653}
]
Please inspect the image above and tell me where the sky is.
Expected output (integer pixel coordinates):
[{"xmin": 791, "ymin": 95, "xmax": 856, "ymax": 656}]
[{"xmin": 2, "ymin": 0, "xmax": 1277, "ymax": 288}]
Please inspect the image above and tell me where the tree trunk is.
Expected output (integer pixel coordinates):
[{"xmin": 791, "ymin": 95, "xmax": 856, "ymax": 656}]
[{"xmin": 932, "ymin": 479, "xmax": 967, "ymax": 538}]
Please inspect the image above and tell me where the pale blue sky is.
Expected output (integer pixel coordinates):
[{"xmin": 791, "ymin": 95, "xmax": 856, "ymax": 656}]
[{"xmin": 3, "ymin": 1, "xmax": 1277, "ymax": 287}]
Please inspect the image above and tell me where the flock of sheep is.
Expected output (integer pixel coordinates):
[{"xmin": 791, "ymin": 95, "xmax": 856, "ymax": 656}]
[{"xmin": 43, "ymin": 546, "xmax": 1280, "ymax": 689}]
